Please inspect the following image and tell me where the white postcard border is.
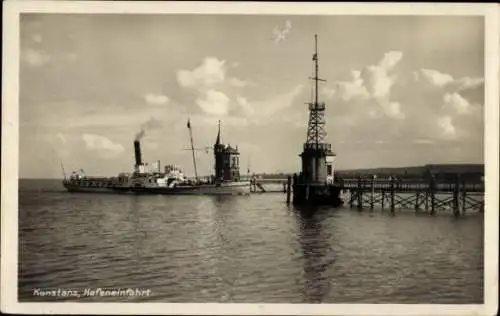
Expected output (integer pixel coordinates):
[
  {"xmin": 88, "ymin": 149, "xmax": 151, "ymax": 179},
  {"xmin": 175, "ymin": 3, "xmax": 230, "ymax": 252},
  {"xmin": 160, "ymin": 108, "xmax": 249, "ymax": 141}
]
[{"xmin": 2, "ymin": 1, "xmax": 498, "ymax": 315}]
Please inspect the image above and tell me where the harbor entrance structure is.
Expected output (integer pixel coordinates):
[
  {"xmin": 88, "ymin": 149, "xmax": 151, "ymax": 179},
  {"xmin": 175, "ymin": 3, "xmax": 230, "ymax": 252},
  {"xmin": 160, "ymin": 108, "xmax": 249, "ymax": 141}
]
[
  {"xmin": 300, "ymin": 34, "xmax": 335, "ymax": 185},
  {"xmin": 292, "ymin": 34, "xmax": 342, "ymax": 206}
]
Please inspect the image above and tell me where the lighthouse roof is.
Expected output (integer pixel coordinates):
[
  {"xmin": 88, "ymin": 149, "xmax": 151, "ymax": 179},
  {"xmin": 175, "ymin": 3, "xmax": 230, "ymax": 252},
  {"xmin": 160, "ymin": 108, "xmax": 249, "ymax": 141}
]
[{"xmin": 225, "ymin": 145, "xmax": 239, "ymax": 154}]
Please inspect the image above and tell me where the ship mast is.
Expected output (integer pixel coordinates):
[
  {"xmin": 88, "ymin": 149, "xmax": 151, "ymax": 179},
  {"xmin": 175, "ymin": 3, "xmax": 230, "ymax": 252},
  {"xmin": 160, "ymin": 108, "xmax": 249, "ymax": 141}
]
[
  {"xmin": 187, "ymin": 118, "xmax": 199, "ymax": 181},
  {"xmin": 60, "ymin": 159, "xmax": 67, "ymax": 180}
]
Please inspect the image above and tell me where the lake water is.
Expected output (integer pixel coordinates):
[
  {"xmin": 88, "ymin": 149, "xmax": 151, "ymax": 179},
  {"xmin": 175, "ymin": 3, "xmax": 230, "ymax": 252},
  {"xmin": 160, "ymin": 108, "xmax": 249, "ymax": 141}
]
[{"xmin": 18, "ymin": 179, "xmax": 484, "ymax": 303}]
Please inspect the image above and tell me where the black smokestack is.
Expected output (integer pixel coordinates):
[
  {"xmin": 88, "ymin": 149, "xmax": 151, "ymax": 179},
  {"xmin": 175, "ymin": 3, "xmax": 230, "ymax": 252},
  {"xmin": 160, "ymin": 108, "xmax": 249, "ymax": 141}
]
[{"xmin": 134, "ymin": 140, "xmax": 142, "ymax": 166}]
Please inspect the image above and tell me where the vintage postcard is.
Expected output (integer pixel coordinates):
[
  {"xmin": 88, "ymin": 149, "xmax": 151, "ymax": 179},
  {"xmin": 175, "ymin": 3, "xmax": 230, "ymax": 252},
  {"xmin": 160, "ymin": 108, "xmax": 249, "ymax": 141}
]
[{"xmin": 1, "ymin": 1, "xmax": 499, "ymax": 315}]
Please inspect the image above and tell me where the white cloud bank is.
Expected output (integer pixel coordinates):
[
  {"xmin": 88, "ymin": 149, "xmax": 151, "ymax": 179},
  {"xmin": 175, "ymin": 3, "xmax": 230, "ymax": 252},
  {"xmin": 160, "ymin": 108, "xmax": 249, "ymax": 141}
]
[
  {"xmin": 323, "ymin": 50, "xmax": 405, "ymax": 120},
  {"xmin": 144, "ymin": 93, "xmax": 169, "ymax": 105},
  {"xmin": 81, "ymin": 133, "xmax": 125, "ymax": 159},
  {"xmin": 320, "ymin": 50, "xmax": 483, "ymax": 143},
  {"xmin": 22, "ymin": 48, "xmax": 51, "ymax": 67},
  {"xmin": 176, "ymin": 56, "xmax": 248, "ymax": 117},
  {"xmin": 196, "ymin": 89, "xmax": 230, "ymax": 116}
]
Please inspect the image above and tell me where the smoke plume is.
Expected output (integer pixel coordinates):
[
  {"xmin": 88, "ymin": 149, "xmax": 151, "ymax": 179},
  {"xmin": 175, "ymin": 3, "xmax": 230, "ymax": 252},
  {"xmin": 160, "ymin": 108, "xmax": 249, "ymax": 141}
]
[{"xmin": 135, "ymin": 117, "xmax": 163, "ymax": 141}]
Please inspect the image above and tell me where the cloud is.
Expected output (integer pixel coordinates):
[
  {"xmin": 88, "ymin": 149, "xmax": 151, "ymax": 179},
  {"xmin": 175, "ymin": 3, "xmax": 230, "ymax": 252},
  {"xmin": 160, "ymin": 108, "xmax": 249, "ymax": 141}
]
[
  {"xmin": 236, "ymin": 96, "xmax": 255, "ymax": 116},
  {"xmin": 228, "ymin": 77, "xmax": 248, "ymax": 87},
  {"xmin": 196, "ymin": 89, "xmax": 230, "ymax": 116},
  {"xmin": 22, "ymin": 48, "xmax": 50, "ymax": 67},
  {"xmin": 177, "ymin": 57, "xmax": 226, "ymax": 88},
  {"xmin": 321, "ymin": 50, "xmax": 483, "ymax": 146},
  {"xmin": 57, "ymin": 133, "xmax": 67, "ymax": 145},
  {"xmin": 322, "ymin": 50, "xmax": 405, "ymax": 120},
  {"xmin": 234, "ymin": 85, "xmax": 304, "ymax": 124},
  {"xmin": 31, "ymin": 34, "xmax": 42, "ymax": 43},
  {"xmin": 360, "ymin": 51, "xmax": 403, "ymax": 100},
  {"xmin": 414, "ymin": 69, "xmax": 483, "ymax": 92},
  {"xmin": 324, "ymin": 70, "xmax": 370, "ymax": 101},
  {"xmin": 412, "ymin": 138, "xmax": 434, "ymax": 145},
  {"xmin": 437, "ymin": 116, "xmax": 456, "ymax": 137},
  {"xmin": 378, "ymin": 51, "xmax": 404, "ymax": 70},
  {"xmin": 196, "ymin": 115, "xmax": 249, "ymax": 127},
  {"xmin": 443, "ymin": 92, "xmax": 470, "ymax": 114},
  {"xmin": 272, "ymin": 20, "xmax": 292, "ymax": 44},
  {"xmin": 81, "ymin": 133, "xmax": 125, "ymax": 158},
  {"xmin": 416, "ymin": 69, "xmax": 453, "ymax": 87},
  {"xmin": 65, "ymin": 53, "xmax": 78, "ymax": 62},
  {"xmin": 176, "ymin": 56, "xmax": 247, "ymax": 116},
  {"xmin": 144, "ymin": 93, "xmax": 169, "ymax": 105}
]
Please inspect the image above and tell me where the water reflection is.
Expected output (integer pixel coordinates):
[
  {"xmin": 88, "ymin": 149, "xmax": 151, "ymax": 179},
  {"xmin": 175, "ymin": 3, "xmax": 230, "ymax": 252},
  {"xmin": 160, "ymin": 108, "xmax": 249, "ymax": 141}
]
[
  {"xmin": 293, "ymin": 206, "xmax": 334, "ymax": 303},
  {"xmin": 128, "ymin": 195, "xmax": 145, "ymax": 261}
]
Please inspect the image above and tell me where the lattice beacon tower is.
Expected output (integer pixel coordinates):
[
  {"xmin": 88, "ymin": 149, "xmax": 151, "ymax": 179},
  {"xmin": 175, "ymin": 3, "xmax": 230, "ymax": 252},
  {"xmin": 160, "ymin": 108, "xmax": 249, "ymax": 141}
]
[{"xmin": 300, "ymin": 34, "xmax": 336, "ymax": 185}]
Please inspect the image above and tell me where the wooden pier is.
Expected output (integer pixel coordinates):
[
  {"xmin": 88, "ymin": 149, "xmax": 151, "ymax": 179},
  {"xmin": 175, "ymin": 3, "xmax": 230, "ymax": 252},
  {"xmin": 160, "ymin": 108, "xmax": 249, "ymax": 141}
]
[
  {"xmin": 253, "ymin": 175, "xmax": 485, "ymax": 216},
  {"xmin": 344, "ymin": 175, "xmax": 484, "ymax": 216}
]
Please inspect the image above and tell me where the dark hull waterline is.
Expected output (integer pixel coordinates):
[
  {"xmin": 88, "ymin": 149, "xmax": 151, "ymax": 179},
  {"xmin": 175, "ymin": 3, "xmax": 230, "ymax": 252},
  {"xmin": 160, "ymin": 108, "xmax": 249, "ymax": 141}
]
[{"xmin": 63, "ymin": 182, "xmax": 251, "ymax": 196}]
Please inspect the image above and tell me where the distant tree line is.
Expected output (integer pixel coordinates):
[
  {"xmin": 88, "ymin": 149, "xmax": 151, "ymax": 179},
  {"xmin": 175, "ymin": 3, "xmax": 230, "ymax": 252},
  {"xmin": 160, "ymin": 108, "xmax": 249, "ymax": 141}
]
[{"xmin": 255, "ymin": 164, "xmax": 484, "ymax": 183}]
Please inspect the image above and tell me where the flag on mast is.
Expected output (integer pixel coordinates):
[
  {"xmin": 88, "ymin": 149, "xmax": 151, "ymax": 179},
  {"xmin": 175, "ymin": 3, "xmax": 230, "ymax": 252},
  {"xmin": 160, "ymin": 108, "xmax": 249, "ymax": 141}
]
[{"xmin": 187, "ymin": 119, "xmax": 191, "ymax": 129}]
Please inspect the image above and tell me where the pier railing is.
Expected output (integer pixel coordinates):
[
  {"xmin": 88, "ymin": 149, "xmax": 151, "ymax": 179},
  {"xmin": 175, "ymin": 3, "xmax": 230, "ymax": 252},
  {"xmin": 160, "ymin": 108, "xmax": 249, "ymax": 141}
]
[
  {"xmin": 341, "ymin": 178, "xmax": 484, "ymax": 193},
  {"xmin": 251, "ymin": 177, "xmax": 484, "ymax": 193}
]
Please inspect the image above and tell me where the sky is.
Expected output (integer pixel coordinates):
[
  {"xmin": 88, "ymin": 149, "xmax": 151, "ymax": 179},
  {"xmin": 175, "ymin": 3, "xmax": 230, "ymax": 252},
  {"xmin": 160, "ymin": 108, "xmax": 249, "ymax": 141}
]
[{"xmin": 19, "ymin": 14, "xmax": 485, "ymax": 178}]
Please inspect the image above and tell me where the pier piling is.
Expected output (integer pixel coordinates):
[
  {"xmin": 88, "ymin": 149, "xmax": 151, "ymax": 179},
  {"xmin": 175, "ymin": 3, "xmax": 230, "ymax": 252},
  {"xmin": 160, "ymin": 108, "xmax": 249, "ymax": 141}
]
[
  {"xmin": 286, "ymin": 175, "xmax": 292, "ymax": 204},
  {"xmin": 461, "ymin": 177, "xmax": 467, "ymax": 215},
  {"xmin": 357, "ymin": 177, "xmax": 363, "ymax": 210},
  {"xmin": 430, "ymin": 176, "xmax": 436, "ymax": 215},
  {"xmin": 425, "ymin": 191, "xmax": 429, "ymax": 211},
  {"xmin": 381, "ymin": 191, "xmax": 385, "ymax": 210},
  {"xmin": 370, "ymin": 176, "xmax": 375, "ymax": 210},
  {"xmin": 415, "ymin": 191, "xmax": 420, "ymax": 211},
  {"xmin": 292, "ymin": 174, "xmax": 298, "ymax": 204},
  {"xmin": 390, "ymin": 177, "xmax": 395, "ymax": 214},
  {"xmin": 453, "ymin": 174, "xmax": 460, "ymax": 217}
]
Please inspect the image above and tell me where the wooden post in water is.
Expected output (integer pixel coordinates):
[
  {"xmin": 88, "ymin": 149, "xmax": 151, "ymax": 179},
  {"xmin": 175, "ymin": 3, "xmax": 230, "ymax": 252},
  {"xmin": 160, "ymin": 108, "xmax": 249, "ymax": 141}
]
[
  {"xmin": 370, "ymin": 175, "xmax": 375, "ymax": 210},
  {"xmin": 357, "ymin": 176, "xmax": 363, "ymax": 210},
  {"xmin": 390, "ymin": 176, "xmax": 395, "ymax": 214},
  {"xmin": 425, "ymin": 191, "xmax": 429, "ymax": 211},
  {"xmin": 349, "ymin": 189, "xmax": 354, "ymax": 208},
  {"xmin": 286, "ymin": 175, "xmax": 292, "ymax": 204},
  {"xmin": 381, "ymin": 190, "xmax": 385, "ymax": 210},
  {"xmin": 479, "ymin": 176, "xmax": 484, "ymax": 213},
  {"xmin": 461, "ymin": 177, "xmax": 467, "ymax": 215},
  {"xmin": 415, "ymin": 191, "xmax": 420, "ymax": 211},
  {"xmin": 292, "ymin": 173, "xmax": 297, "ymax": 204},
  {"xmin": 430, "ymin": 175, "xmax": 436, "ymax": 215},
  {"xmin": 453, "ymin": 174, "xmax": 460, "ymax": 217}
]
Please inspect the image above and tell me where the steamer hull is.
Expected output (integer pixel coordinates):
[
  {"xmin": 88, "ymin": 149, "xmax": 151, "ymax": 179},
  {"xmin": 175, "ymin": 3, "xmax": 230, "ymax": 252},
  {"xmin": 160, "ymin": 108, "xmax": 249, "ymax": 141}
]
[
  {"xmin": 142, "ymin": 182, "xmax": 250, "ymax": 195},
  {"xmin": 63, "ymin": 180, "xmax": 251, "ymax": 196}
]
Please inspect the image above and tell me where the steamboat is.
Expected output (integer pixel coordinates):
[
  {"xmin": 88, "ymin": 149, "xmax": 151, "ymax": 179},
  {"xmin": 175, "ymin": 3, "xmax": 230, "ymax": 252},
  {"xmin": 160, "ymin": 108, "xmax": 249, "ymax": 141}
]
[{"xmin": 63, "ymin": 120, "xmax": 251, "ymax": 195}]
